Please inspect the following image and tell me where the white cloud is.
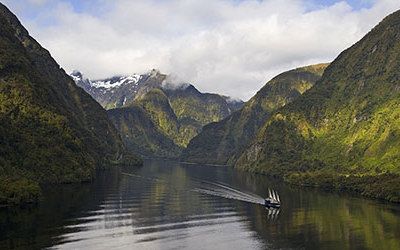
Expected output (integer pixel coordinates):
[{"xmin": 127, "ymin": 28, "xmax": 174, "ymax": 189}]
[
  {"xmin": 3, "ymin": 0, "xmax": 400, "ymax": 100},
  {"xmin": 28, "ymin": 0, "xmax": 48, "ymax": 5}
]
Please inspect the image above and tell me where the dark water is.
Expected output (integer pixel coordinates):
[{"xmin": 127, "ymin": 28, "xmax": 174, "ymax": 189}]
[{"xmin": 1, "ymin": 160, "xmax": 400, "ymax": 250}]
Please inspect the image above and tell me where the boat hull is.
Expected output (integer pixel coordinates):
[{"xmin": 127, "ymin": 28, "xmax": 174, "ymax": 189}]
[{"xmin": 264, "ymin": 199, "xmax": 280, "ymax": 208}]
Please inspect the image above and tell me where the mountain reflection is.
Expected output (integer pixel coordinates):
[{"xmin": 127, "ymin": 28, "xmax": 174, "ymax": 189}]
[{"xmin": 1, "ymin": 160, "xmax": 399, "ymax": 249}]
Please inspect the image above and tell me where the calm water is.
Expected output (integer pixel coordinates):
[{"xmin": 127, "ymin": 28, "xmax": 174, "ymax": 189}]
[{"xmin": 1, "ymin": 160, "xmax": 400, "ymax": 249}]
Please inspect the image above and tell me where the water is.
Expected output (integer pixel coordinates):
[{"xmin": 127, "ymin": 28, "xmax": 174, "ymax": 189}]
[{"xmin": 1, "ymin": 160, "xmax": 400, "ymax": 249}]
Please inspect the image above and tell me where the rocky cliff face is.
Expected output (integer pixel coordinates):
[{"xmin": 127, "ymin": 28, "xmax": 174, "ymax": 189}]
[
  {"xmin": 181, "ymin": 64, "xmax": 328, "ymax": 165},
  {"xmin": 71, "ymin": 69, "xmax": 160, "ymax": 110}
]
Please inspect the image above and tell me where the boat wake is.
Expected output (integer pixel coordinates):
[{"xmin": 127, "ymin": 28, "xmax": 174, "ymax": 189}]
[
  {"xmin": 121, "ymin": 173, "xmax": 281, "ymax": 219},
  {"xmin": 192, "ymin": 181, "xmax": 265, "ymax": 205}
]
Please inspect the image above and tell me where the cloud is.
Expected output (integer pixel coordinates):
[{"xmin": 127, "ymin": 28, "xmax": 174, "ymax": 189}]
[
  {"xmin": 162, "ymin": 73, "xmax": 190, "ymax": 90},
  {"xmin": 28, "ymin": 0, "xmax": 48, "ymax": 5},
  {"xmin": 3, "ymin": 0, "xmax": 400, "ymax": 100}
]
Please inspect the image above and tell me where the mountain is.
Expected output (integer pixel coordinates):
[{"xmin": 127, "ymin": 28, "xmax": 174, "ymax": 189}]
[
  {"xmin": 107, "ymin": 105, "xmax": 182, "ymax": 158},
  {"xmin": 71, "ymin": 69, "xmax": 244, "ymax": 113},
  {"xmin": 236, "ymin": 10, "xmax": 400, "ymax": 202},
  {"xmin": 71, "ymin": 69, "xmax": 163, "ymax": 109},
  {"xmin": 181, "ymin": 64, "xmax": 328, "ymax": 165},
  {"xmin": 72, "ymin": 70, "xmax": 244, "ymax": 156},
  {"xmin": 0, "ymin": 4, "xmax": 141, "ymax": 205},
  {"xmin": 163, "ymin": 84, "xmax": 244, "ymax": 146}
]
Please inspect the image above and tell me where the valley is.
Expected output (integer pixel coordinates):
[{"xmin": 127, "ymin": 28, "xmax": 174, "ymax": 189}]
[
  {"xmin": 1, "ymin": 1, "xmax": 400, "ymax": 249},
  {"xmin": 72, "ymin": 70, "xmax": 243, "ymax": 157}
]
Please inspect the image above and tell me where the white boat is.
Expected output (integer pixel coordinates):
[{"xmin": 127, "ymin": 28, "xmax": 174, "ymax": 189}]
[{"xmin": 264, "ymin": 189, "xmax": 281, "ymax": 208}]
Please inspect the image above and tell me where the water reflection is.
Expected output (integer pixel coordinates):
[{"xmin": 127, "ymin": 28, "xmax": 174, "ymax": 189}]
[
  {"xmin": 0, "ymin": 170, "xmax": 121, "ymax": 249},
  {"xmin": 0, "ymin": 160, "xmax": 399, "ymax": 249}
]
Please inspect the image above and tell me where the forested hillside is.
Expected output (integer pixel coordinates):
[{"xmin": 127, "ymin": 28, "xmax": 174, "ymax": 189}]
[
  {"xmin": 182, "ymin": 64, "xmax": 328, "ymax": 165},
  {"xmin": 236, "ymin": 10, "xmax": 400, "ymax": 202}
]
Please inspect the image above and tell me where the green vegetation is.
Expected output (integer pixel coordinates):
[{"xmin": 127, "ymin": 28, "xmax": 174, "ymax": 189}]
[
  {"xmin": 0, "ymin": 4, "xmax": 141, "ymax": 205},
  {"xmin": 3, "ymin": 0, "xmax": 400, "ymax": 206},
  {"xmin": 235, "ymin": 10, "xmax": 400, "ymax": 202},
  {"xmin": 108, "ymin": 105, "xmax": 182, "ymax": 158},
  {"xmin": 165, "ymin": 85, "xmax": 238, "ymax": 146},
  {"xmin": 136, "ymin": 89, "xmax": 182, "ymax": 145},
  {"xmin": 111, "ymin": 153, "xmax": 144, "ymax": 167},
  {"xmin": 107, "ymin": 83, "xmax": 242, "ymax": 157},
  {"xmin": 167, "ymin": 86, "xmax": 232, "ymax": 124},
  {"xmin": 133, "ymin": 85, "xmax": 242, "ymax": 148},
  {"xmin": 285, "ymin": 172, "xmax": 400, "ymax": 202},
  {"xmin": 0, "ymin": 177, "xmax": 41, "ymax": 205},
  {"xmin": 73, "ymin": 68, "xmax": 243, "ymax": 157},
  {"xmin": 182, "ymin": 64, "xmax": 328, "ymax": 164}
]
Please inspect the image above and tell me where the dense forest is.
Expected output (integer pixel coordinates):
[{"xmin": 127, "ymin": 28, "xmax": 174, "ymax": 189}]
[
  {"xmin": 235, "ymin": 10, "xmax": 400, "ymax": 202},
  {"xmin": 182, "ymin": 64, "xmax": 328, "ymax": 165},
  {"xmin": 0, "ymin": 3, "xmax": 141, "ymax": 205}
]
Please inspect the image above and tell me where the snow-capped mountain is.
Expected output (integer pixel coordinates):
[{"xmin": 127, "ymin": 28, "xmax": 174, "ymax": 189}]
[
  {"xmin": 70, "ymin": 69, "xmax": 244, "ymax": 111},
  {"xmin": 70, "ymin": 69, "xmax": 244, "ymax": 156},
  {"xmin": 70, "ymin": 69, "xmax": 165, "ymax": 109}
]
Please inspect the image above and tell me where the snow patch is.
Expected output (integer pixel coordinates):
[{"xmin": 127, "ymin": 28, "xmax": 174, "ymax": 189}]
[
  {"xmin": 70, "ymin": 74, "xmax": 81, "ymax": 82},
  {"xmin": 91, "ymin": 74, "xmax": 141, "ymax": 89},
  {"xmin": 69, "ymin": 70, "xmax": 94, "ymax": 86}
]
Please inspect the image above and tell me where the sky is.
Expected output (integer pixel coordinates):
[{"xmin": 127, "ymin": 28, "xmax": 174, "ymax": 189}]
[{"xmin": 2, "ymin": 0, "xmax": 400, "ymax": 100}]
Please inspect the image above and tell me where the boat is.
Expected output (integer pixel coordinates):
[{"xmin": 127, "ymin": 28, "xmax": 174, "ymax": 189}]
[{"xmin": 264, "ymin": 189, "xmax": 281, "ymax": 208}]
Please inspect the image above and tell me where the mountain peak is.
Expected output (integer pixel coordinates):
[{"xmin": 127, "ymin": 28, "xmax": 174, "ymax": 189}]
[
  {"xmin": 92, "ymin": 74, "xmax": 142, "ymax": 89},
  {"xmin": 149, "ymin": 69, "xmax": 162, "ymax": 77},
  {"xmin": 70, "ymin": 70, "xmax": 84, "ymax": 81}
]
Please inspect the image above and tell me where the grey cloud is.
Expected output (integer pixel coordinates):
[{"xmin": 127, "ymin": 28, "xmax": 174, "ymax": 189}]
[{"xmin": 3, "ymin": 0, "xmax": 400, "ymax": 100}]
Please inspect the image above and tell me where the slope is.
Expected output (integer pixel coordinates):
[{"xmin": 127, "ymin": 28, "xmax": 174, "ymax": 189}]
[
  {"xmin": 236, "ymin": 10, "xmax": 400, "ymax": 202},
  {"xmin": 107, "ymin": 105, "xmax": 182, "ymax": 158},
  {"xmin": 72, "ymin": 71, "xmax": 244, "ymax": 151},
  {"xmin": 182, "ymin": 64, "xmax": 328, "ymax": 164},
  {"xmin": 0, "ymin": 4, "xmax": 140, "ymax": 205}
]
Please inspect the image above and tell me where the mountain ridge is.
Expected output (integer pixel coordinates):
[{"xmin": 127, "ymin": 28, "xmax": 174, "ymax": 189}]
[
  {"xmin": 71, "ymin": 69, "xmax": 243, "ymax": 111},
  {"xmin": 235, "ymin": 10, "xmax": 400, "ymax": 202},
  {"xmin": 181, "ymin": 63, "xmax": 329, "ymax": 165},
  {"xmin": 71, "ymin": 70, "xmax": 244, "ymax": 156}
]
